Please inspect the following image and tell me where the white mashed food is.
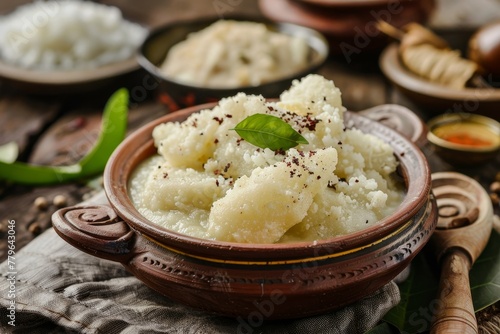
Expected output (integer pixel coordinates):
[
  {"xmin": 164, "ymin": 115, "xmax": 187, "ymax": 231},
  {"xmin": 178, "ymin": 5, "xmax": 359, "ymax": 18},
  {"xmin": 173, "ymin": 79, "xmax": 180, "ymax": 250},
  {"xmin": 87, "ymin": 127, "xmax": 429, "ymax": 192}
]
[
  {"xmin": 160, "ymin": 20, "xmax": 310, "ymax": 88},
  {"xmin": 0, "ymin": 0, "xmax": 147, "ymax": 70},
  {"xmin": 129, "ymin": 74, "xmax": 404, "ymax": 244}
]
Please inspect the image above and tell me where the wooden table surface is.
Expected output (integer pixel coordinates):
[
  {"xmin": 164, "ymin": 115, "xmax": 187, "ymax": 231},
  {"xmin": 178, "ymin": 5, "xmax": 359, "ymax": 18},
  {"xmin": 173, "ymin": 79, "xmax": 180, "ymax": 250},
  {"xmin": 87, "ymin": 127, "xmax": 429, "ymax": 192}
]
[{"xmin": 0, "ymin": 0, "xmax": 499, "ymax": 331}]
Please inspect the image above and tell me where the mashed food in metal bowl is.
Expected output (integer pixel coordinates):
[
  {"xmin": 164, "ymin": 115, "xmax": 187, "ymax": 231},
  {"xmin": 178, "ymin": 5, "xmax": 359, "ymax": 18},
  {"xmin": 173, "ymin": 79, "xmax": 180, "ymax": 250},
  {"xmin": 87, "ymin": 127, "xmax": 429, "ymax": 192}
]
[
  {"xmin": 129, "ymin": 75, "xmax": 404, "ymax": 243},
  {"xmin": 160, "ymin": 20, "xmax": 310, "ymax": 88}
]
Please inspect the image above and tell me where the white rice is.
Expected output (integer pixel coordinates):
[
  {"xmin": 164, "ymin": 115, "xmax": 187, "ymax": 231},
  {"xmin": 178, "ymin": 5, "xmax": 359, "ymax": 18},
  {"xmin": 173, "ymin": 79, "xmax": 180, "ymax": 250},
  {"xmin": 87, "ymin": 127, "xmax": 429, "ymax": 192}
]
[{"xmin": 0, "ymin": 0, "xmax": 147, "ymax": 70}]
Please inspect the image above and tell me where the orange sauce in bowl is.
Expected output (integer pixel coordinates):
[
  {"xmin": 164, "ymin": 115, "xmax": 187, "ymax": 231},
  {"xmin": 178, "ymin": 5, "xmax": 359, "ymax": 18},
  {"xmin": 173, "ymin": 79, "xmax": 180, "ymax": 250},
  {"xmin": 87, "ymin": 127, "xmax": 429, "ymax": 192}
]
[
  {"xmin": 432, "ymin": 122, "xmax": 499, "ymax": 149},
  {"xmin": 439, "ymin": 133, "xmax": 492, "ymax": 147}
]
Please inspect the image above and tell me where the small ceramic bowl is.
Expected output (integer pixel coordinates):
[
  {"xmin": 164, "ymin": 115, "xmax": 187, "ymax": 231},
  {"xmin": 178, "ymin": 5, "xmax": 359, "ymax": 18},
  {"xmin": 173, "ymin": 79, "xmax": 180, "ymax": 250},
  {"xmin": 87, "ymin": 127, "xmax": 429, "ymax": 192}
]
[
  {"xmin": 427, "ymin": 113, "xmax": 500, "ymax": 165},
  {"xmin": 137, "ymin": 17, "xmax": 329, "ymax": 108},
  {"xmin": 52, "ymin": 104, "xmax": 436, "ymax": 320}
]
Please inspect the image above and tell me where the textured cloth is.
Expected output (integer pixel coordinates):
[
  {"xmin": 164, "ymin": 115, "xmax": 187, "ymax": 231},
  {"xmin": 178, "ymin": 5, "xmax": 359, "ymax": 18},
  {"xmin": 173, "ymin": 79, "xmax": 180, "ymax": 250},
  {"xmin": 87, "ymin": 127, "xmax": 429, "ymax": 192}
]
[{"xmin": 0, "ymin": 227, "xmax": 400, "ymax": 334}]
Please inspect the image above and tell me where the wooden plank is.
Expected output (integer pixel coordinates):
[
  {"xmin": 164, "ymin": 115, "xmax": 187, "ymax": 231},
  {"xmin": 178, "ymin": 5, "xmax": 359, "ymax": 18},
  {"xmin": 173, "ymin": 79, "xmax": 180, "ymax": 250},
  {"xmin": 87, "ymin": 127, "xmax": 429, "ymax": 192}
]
[{"xmin": 0, "ymin": 95, "xmax": 61, "ymax": 155}]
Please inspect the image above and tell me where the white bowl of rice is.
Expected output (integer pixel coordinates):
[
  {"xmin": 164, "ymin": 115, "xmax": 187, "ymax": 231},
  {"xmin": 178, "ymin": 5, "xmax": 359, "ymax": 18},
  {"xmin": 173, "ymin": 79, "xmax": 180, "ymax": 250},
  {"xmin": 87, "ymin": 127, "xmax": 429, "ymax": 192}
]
[{"xmin": 0, "ymin": 0, "xmax": 147, "ymax": 93}]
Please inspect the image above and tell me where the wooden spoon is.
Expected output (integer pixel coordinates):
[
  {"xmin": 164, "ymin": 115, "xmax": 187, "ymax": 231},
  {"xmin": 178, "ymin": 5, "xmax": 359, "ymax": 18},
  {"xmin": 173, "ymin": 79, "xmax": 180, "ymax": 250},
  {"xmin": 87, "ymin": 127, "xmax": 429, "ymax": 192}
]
[{"xmin": 429, "ymin": 172, "xmax": 493, "ymax": 334}]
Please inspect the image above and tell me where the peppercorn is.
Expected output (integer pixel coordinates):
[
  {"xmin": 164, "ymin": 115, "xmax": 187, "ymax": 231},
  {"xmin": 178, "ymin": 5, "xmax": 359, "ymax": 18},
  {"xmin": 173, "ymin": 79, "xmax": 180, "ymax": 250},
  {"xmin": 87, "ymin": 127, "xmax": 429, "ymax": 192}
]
[
  {"xmin": 34, "ymin": 196, "xmax": 49, "ymax": 210},
  {"xmin": 490, "ymin": 181, "xmax": 500, "ymax": 194},
  {"xmin": 53, "ymin": 195, "xmax": 68, "ymax": 208},
  {"xmin": 28, "ymin": 222, "xmax": 42, "ymax": 235}
]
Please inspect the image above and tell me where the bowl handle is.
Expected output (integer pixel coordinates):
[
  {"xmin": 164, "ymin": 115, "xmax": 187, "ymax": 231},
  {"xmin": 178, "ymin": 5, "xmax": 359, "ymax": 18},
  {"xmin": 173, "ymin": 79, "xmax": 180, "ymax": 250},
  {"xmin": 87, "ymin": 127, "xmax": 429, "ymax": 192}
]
[
  {"xmin": 52, "ymin": 204, "xmax": 135, "ymax": 263},
  {"xmin": 358, "ymin": 104, "xmax": 427, "ymax": 146}
]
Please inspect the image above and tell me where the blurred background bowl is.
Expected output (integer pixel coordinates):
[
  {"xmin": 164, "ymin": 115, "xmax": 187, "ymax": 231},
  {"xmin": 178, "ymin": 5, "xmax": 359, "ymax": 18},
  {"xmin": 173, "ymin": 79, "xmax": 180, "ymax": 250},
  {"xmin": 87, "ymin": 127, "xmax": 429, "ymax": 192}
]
[
  {"xmin": 137, "ymin": 16, "xmax": 329, "ymax": 109},
  {"xmin": 0, "ymin": 1, "xmax": 146, "ymax": 95},
  {"xmin": 380, "ymin": 44, "xmax": 500, "ymax": 121},
  {"xmin": 259, "ymin": 0, "xmax": 436, "ymax": 56},
  {"xmin": 427, "ymin": 113, "xmax": 500, "ymax": 165}
]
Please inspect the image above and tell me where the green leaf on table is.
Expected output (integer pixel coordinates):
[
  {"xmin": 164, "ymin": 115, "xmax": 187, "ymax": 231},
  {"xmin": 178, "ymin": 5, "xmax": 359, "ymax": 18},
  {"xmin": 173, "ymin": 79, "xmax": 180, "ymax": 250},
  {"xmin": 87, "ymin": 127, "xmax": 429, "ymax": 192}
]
[
  {"xmin": 0, "ymin": 88, "xmax": 129, "ymax": 185},
  {"xmin": 383, "ymin": 228, "xmax": 500, "ymax": 334},
  {"xmin": 382, "ymin": 253, "xmax": 439, "ymax": 334},
  {"xmin": 365, "ymin": 322, "xmax": 397, "ymax": 334},
  {"xmin": 232, "ymin": 114, "xmax": 308, "ymax": 151},
  {"xmin": 470, "ymin": 227, "xmax": 500, "ymax": 311},
  {"xmin": 0, "ymin": 141, "xmax": 19, "ymax": 163}
]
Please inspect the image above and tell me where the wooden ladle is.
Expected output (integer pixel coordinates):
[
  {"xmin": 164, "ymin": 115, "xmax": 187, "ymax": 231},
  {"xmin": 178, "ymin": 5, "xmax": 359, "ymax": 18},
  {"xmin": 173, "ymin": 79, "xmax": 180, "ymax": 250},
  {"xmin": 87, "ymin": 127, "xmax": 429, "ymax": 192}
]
[{"xmin": 429, "ymin": 172, "xmax": 494, "ymax": 334}]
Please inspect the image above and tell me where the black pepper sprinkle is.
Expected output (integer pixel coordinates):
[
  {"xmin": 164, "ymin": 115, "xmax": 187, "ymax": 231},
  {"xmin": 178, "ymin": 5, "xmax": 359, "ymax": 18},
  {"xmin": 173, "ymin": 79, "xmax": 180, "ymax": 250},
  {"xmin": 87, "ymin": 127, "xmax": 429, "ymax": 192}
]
[
  {"xmin": 225, "ymin": 114, "xmax": 233, "ymax": 118},
  {"xmin": 400, "ymin": 152, "xmax": 405, "ymax": 157},
  {"xmin": 163, "ymin": 172, "xmax": 168, "ymax": 179},
  {"xmin": 216, "ymin": 180, "xmax": 220, "ymax": 187},
  {"xmin": 338, "ymin": 141, "xmax": 342, "ymax": 145},
  {"xmin": 213, "ymin": 117, "xmax": 223, "ymax": 125},
  {"xmin": 214, "ymin": 138, "xmax": 219, "ymax": 144},
  {"xmin": 355, "ymin": 179, "xmax": 359, "ymax": 183},
  {"xmin": 365, "ymin": 220, "xmax": 369, "ymax": 224},
  {"xmin": 223, "ymin": 163, "xmax": 231, "ymax": 173}
]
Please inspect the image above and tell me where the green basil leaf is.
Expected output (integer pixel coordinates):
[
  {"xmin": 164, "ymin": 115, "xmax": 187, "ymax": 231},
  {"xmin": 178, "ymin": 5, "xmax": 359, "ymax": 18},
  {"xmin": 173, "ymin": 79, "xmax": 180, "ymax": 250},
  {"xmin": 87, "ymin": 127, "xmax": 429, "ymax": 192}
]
[
  {"xmin": 232, "ymin": 114, "xmax": 308, "ymax": 150},
  {"xmin": 0, "ymin": 88, "xmax": 129, "ymax": 185}
]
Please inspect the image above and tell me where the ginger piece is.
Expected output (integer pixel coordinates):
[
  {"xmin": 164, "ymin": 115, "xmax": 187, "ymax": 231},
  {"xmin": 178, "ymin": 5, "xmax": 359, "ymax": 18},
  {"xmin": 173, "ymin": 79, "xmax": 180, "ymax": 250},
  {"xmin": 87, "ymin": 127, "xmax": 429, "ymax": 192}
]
[{"xmin": 378, "ymin": 21, "xmax": 478, "ymax": 89}]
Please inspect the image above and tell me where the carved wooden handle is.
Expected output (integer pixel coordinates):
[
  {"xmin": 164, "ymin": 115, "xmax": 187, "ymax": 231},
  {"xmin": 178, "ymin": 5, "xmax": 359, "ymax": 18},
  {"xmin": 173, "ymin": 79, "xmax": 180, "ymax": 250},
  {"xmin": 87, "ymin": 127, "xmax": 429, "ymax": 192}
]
[
  {"xmin": 430, "ymin": 250, "xmax": 478, "ymax": 334},
  {"xmin": 52, "ymin": 205, "xmax": 135, "ymax": 262}
]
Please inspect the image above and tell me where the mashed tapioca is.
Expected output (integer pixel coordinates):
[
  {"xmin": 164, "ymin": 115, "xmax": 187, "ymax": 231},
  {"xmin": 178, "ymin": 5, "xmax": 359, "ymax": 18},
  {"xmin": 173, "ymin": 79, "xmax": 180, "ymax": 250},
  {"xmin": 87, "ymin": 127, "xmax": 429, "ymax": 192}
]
[{"xmin": 129, "ymin": 74, "xmax": 404, "ymax": 244}]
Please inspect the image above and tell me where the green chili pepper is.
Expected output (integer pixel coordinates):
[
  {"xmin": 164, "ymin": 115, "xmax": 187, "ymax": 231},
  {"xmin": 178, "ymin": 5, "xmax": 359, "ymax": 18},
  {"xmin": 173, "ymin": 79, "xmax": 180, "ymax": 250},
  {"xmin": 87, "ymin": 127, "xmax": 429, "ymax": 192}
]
[{"xmin": 0, "ymin": 88, "xmax": 129, "ymax": 185}]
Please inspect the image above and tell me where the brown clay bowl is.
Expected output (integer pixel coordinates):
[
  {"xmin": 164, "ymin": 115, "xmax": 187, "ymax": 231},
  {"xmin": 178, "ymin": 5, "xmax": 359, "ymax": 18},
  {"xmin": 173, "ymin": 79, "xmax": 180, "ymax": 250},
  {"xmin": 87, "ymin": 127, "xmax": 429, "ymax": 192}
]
[{"xmin": 52, "ymin": 103, "xmax": 437, "ymax": 320}]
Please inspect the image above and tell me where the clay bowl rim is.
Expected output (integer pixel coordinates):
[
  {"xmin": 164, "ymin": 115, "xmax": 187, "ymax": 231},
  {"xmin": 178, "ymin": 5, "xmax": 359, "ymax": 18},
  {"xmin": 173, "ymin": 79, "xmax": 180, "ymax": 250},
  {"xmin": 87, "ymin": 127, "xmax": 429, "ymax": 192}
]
[
  {"xmin": 380, "ymin": 43, "xmax": 500, "ymax": 103},
  {"xmin": 136, "ymin": 15, "xmax": 329, "ymax": 92},
  {"xmin": 103, "ymin": 102, "xmax": 431, "ymax": 262}
]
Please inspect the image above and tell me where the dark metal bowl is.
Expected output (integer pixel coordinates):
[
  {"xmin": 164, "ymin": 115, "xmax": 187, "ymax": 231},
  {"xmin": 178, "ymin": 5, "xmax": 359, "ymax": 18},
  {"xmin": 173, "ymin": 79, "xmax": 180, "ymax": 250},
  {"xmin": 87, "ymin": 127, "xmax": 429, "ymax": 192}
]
[{"xmin": 137, "ymin": 17, "xmax": 329, "ymax": 108}]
